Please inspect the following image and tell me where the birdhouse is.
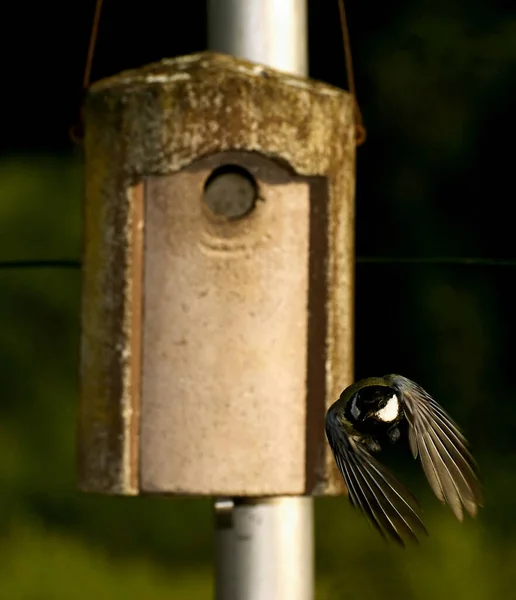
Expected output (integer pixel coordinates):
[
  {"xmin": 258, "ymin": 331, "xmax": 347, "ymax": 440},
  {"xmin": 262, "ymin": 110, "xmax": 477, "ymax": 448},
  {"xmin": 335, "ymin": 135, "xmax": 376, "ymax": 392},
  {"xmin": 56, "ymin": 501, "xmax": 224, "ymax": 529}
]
[{"xmin": 78, "ymin": 52, "xmax": 355, "ymax": 497}]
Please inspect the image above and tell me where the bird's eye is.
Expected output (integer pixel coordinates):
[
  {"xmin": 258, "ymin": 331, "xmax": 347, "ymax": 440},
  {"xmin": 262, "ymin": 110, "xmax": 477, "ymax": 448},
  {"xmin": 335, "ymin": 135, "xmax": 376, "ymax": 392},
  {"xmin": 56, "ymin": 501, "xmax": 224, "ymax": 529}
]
[{"xmin": 359, "ymin": 388, "xmax": 378, "ymax": 405}]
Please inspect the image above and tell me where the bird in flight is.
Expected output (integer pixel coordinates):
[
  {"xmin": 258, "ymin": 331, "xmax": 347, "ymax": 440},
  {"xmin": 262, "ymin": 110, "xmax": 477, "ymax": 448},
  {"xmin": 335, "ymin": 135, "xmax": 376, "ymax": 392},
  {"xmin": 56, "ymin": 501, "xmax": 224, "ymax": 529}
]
[{"xmin": 325, "ymin": 374, "xmax": 483, "ymax": 545}]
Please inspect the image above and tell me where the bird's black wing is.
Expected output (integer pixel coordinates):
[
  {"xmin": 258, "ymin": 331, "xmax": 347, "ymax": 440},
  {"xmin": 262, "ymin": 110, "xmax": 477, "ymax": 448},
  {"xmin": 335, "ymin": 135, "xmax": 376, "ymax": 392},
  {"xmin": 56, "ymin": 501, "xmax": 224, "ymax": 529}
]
[
  {"xmin": 325, "ymin": 413, "xmax": 428, "ymax": 546},
  {"xmin": 386, "ymin": 374, "xmax": 483, "ymax": 521}
]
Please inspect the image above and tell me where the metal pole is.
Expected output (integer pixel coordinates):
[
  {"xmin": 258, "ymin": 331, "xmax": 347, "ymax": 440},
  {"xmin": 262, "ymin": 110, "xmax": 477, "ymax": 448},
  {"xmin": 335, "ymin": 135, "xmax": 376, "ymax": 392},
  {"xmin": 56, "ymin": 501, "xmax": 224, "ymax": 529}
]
[
  {"xmin": 208, "ymin": 2, "xmax": 312, "ymax": 600},
  {"xmin": 215, "ymin": 498, "xmax": 314, "ymax": 600},
  {"xmin": 207, "ymin": 0, "xmax": 308, "ymax": 76}
]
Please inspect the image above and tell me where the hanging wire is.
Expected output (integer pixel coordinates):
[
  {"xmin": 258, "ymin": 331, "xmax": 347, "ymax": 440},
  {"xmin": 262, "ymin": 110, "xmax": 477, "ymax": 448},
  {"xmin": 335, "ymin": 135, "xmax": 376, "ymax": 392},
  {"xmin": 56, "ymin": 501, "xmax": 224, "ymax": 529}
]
[
  {"xmin": 69, "ymin": 0, "xmax": 105, "ymax": 144},
  {"xmin": 337, "ymin": 0, "xmax": 366, "ymax": 146}
]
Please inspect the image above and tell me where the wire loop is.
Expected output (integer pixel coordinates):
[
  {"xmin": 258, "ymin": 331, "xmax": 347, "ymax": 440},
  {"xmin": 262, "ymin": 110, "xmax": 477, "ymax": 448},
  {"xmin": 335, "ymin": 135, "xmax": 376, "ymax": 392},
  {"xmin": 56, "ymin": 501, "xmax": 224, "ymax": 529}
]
[
  {"xmin": 69, "ymin": 0, "xmax": 104, "ymax": 145},
  {"xmin": 338, "ymin": 0, "xmax": 366, "ymax": 146}
]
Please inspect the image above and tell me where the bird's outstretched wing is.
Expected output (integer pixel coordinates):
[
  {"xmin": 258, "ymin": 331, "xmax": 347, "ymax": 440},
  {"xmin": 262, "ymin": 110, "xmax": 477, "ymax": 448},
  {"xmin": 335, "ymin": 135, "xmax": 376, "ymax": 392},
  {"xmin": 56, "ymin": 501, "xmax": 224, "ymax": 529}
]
[
  {"xmin": 386, "ymin": 374, "xmax": 483, "ymax": 521},
  {"xmin": 325, "ymin": 413, "xmax": 428, "ymax": 546}
]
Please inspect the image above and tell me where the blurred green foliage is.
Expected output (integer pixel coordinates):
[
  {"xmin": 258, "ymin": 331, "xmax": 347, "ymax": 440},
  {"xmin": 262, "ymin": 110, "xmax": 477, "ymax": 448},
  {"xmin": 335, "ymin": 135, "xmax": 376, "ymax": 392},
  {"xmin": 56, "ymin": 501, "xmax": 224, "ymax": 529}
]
[{"xmin": 1, "ymin": 2, "xmax": 514, "ymax": 597}]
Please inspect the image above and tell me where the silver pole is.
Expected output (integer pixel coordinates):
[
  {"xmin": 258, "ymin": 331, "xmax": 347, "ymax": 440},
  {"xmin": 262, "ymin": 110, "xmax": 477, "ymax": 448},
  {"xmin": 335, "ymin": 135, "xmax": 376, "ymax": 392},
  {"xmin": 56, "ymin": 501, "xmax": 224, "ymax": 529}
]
[
  {"xmin": 215, "ymin": 498, "xmax": 314, "ymax": 600},
  {"xmin": 207, "ymin": 0, "xmax": 308, "ymax": 76},
  {"xmin": 208, "ymin": 2, "xmax": 312, "ymax": 600}
]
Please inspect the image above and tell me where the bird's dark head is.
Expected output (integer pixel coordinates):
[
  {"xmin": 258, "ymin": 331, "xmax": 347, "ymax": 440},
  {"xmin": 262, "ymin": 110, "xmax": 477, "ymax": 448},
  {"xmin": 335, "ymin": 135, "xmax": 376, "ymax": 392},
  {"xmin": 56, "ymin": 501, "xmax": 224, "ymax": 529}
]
[{"xmin": 344, "ymin": 383, "xmax": 402, "ymax": 433}]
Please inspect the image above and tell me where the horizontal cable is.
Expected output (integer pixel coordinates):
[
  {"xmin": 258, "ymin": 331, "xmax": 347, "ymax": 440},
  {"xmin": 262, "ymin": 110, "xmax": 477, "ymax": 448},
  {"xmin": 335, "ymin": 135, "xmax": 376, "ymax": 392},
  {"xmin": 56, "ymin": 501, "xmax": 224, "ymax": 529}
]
[
  {"xmin": 0, "ymin": 260, "xmax": 81, "ymax": 270},
  {"xmin": 356, "ymin": 256, "xmax": 516, "ymax": 267},
  {"xmin": 1, "ymin": 257, "xmax": 516, "ymax": 270}
]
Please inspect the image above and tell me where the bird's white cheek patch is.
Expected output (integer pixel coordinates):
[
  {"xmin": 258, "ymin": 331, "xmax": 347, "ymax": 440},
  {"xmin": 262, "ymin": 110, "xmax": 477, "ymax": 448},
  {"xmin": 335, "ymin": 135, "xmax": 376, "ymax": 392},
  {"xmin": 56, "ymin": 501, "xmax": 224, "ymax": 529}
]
[{"xmin": 375, "ymin": 395, "xmax": 399, "ymax": 422}]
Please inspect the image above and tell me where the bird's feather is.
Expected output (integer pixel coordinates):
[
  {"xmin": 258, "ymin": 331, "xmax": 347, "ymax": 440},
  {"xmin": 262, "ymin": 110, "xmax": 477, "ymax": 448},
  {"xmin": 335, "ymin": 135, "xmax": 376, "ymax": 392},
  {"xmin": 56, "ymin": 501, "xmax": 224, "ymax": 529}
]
[
  {"xmin": 325, "ymin": 413, "xmax": 428, "ymax": 546},
  {"xmin": 386, "ymin": 374, "xmax": 483, "ymax": 519}
]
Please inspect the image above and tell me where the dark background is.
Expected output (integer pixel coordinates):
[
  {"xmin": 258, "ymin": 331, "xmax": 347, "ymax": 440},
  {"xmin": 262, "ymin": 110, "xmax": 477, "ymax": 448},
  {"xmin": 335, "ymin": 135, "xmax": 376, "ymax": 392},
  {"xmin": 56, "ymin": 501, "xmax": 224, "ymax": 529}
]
[{"xmin": 1, "ymin": 0, "xmax": 515, "ymax": 598}]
